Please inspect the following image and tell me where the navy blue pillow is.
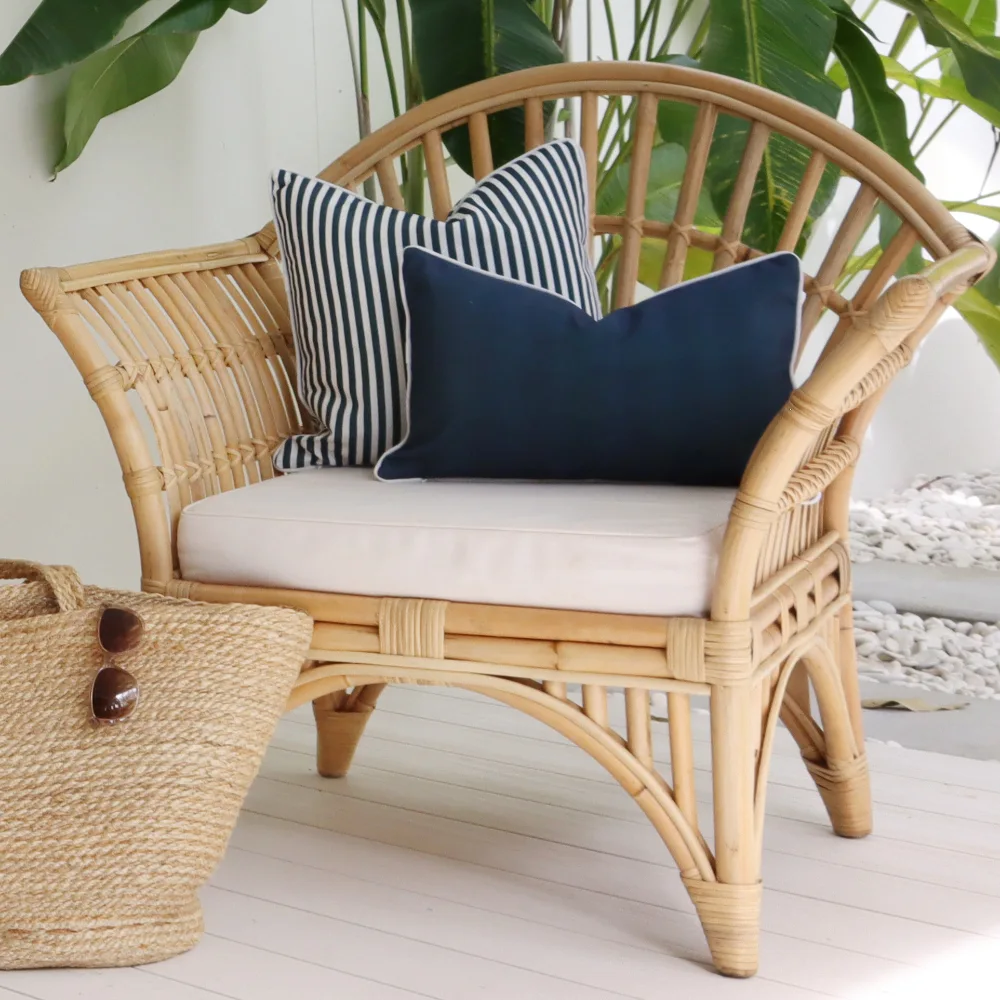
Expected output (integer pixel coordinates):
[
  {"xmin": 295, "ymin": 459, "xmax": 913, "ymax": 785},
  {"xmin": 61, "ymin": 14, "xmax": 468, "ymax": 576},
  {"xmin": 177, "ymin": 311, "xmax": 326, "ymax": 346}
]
[{"xmin": 375, "ymin": 248, "xmax": 801, "ymax": 487}]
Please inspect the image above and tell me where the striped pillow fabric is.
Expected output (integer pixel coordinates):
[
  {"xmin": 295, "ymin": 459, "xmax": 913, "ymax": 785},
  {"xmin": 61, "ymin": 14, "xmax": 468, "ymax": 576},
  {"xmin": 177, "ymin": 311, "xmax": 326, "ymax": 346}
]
[{"xmin": 271, "ymin": 138, "xmax": 601, "ymax": 471}]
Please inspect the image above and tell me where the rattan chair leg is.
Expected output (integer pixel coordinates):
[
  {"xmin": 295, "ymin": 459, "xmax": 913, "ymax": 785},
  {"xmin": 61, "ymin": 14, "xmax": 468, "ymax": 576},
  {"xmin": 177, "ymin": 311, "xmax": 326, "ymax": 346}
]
[
  {"xmin": 313, "ymin": 684, "xmax": 385, "ymax": 778},
  {"xmin": 704, "ymin": 684, "xmax": 763, "ymax": 977},
  {"xmin": 683, "ymin": 875, "xmax": 762, "ymax": 978},
  {"xmin": 803, "ymin": 750, "xmax": 873, "ymax": 839}
]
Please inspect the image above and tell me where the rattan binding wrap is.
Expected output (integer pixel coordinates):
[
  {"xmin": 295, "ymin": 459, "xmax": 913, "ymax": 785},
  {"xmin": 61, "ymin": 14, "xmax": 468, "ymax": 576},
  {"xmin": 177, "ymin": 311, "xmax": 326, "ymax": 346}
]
[{"xmin": 0, "ymin": 561, "xmax": 313, "ymax": 969}]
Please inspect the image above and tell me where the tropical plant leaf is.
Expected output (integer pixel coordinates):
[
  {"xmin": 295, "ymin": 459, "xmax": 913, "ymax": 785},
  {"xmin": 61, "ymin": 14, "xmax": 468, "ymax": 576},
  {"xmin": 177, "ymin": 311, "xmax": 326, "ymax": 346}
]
[
  {"xmin": 411, "ymin": 0, "xmax": 564, "ymax": 175},
  {"xmin": 937, "ymin": 0, "xmax": 997, "ymax": 36},
  {"xmin": 149, "ymin": 0, "xmax": 238, "ymax": 33},
  {"xmin": 955, "ymin": 286, "xmax": 1000, "ymax": 368},
  {"xmin": 882, "ymin": 53, "xmax": 1000, "ymax": 127},
  {"xmin": 888, "ymin": 0, "xmax": 952, "ymax": 44},
  {"xmin": 694, "ymin": 0, "xmax": 842, "ymax": 251},
  {"xmin": 653, "ymin": 53, "xmax": 701, "ymax": 146},
  {"xmin": 943, "ymin": 199, "xmax": 1000, "ymax": 221},
  {"xmin": 0, "ymin": 0, "xmax": 152, "ymax": 84},
  {"xmin": 974, "ymin": 227, "xmax": 1000, "ymax": 303},
  {"xmin": 56, "ymin": 34, "xmax": 197, "ymax": 173},
  {"xmin": 597, "ymin": 144, "xmax": 721, "ymax": 226},
  {"xmin": 834, "ymin": 16, "xmax": 920, "ymax": 174},
  {"xmin": 821, "ymin": 0, "xmax": 878, "ymax": 37},
  {"xmin": 832, "ymin": 10, "xmax": 926, "ymax": 275},
  {"xmin": 54, "ymin": 0, "xmax": 261, "ymax": 172},
  {"xmin": 906, "ymin": 1, "xmax": 1000, "ymax": 108},
  {"xmin": 954, "ymin": 229, "xmax": 1000, "ymax": 370},
  {"xmin": 636, "ymin": 239, "xmax": 714, "ymax": 289},
  {"xmin": 950, "ymin": 36, "xmax": 1000, "ymax": 107}
]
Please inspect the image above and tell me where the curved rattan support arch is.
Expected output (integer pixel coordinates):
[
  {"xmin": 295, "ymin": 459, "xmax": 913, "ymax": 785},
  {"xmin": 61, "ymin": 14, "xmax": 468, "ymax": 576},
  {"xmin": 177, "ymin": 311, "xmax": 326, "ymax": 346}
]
[
  {"xmin": 287, "ymin": 663, "xmax": 715, "ymax": 881},
  {"xmin": 756, "ymin": 638, "xmax": 871, "ymax": 843},
  {"xmin": 287, "ymin": 664, "xmax": 774, "ymax": 975}
]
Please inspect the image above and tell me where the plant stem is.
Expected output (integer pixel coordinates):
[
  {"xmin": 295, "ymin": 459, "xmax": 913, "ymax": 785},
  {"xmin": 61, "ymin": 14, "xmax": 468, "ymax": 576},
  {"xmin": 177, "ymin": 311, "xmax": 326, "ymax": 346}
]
[
  {"xmin": 645, "ymin": 0, "xmax": 664, "ymax": 59},
  {"xmin": 628, "ymin": 0, "xmax": 659, "ymax": 59},
  {"xmin": 888, "ymin": 13, "xmax": 916, "ymax": 61},
  {"xmin": 339, "ymin": 0, "xmax": 366, "ymax": 140},
  {"xmin": 357, "ymin": 1, "xmax": 377, "ymax": 200},
  {"xmin": 659, "ymin": 0, "xmax": 696, "ymax": 56},
  {"xmin": 948, "ymin": 189, "xmax": 1000, "ymax": 208},
  {"xmin": 908, "ymin": 96, "xmax": 935, "ymax": 143},
  {"xmin": 483, "ymin": 0, "xmax": 496, "ymax": 79},
  {"xmin": 687, "ymin": 5, "xmax": 710, "ymax": 58},
  {"xmin": 376, "ymin": 25, "xmax": 403, "ymax": 119},
  {"xmin": 602, "ymin": 0, "xmax": 619, "ymax": 58},
  {"xmin": 914, "ymin": 103, "xmax": 960, "ymax": 159},
  {"xmin": 396, "ymin": 0, "xmax": 414, "ymax": 109},
  {"xmin": 859, "ymin": 0, "xmax": 880, "ymax": 20},
  {"xmin": 357, "ymin": 1, "xmax": 370, "ymax": 129}
]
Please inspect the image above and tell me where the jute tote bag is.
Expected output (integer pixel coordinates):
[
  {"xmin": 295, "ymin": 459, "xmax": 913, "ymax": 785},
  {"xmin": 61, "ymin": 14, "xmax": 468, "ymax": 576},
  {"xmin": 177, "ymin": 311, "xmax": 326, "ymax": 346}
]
[{"xmin": 0, "ymin": 560, "xmax": 313, "ymax": 969}]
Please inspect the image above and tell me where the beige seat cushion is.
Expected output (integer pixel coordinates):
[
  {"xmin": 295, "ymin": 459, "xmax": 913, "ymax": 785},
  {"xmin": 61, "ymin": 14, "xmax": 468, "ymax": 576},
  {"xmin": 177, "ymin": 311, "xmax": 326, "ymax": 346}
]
[{"xmin": 177, "ymin": 469, "xmax": 736, "ymax": 616}]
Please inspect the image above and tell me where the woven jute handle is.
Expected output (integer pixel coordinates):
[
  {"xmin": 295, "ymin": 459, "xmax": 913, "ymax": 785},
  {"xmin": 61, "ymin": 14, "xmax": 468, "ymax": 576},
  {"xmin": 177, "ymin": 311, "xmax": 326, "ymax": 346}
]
[{"xmin": 0, "ymin": 560, "xmax": 85, "ymax": 613}]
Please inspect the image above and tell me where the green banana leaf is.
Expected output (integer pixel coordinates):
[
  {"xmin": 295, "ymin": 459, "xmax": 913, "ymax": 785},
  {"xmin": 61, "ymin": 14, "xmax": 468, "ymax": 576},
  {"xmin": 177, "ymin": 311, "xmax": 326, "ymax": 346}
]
[
  {"xmin": 956, "ymin": 286, "xmax": 1000, "ymax": 368},
  {"xmin": 831, "ymin": 15, "xmax": 919, "ymax": 176},
  {"xmin": 953, "ymin": 229, "xmax": 1000, "ymax": 372},
  {"xmin": 637, "ymin": 239, "xmax": 714, "ymax": 289},
  {"xmin": 0, "ymin": 0, "xmax": 152, "ymax": 84},
  {"xmin": 977, "ymin": 228, "xmax": 1000, "ymax": 303},
  {"xmin": 54, "ymin": 0, "xmax": 266, "ymax": 173},
  {"xmin": 913, "ymin": 1, "xmax": 1000, "ymax": 109},
  {"xmin": 410, "ymin": 0, "xmax": 564, "ymax": 176},
  {"xmin": 936, "ymin": 0, "xmax": 997, "ymax": 36},
  {"xmin": 829, "ymin": 7, "xmax": 926, "ymax": 274},
  {"xmin": 822, "ymin": 0, "xmax": 878, "ymax": 36},
  {"xmin": 597, "ymin": 143, "xmax": 721, "ymax": 227},
  {"xmin": 943, "ymin": 200, "xmax": 1000, "ymax": 222},
  {"xmin": 881, "ymin": 54, "xmax": 1000, "ymax": 128},
  {"xmin": 691, "ymin": 0, "xmax": 843, "ymax": 252}
]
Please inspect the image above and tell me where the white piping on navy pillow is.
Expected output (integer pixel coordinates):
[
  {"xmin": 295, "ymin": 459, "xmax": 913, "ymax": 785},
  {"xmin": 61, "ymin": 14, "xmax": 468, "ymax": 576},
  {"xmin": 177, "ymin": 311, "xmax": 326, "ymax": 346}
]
[{"xmin": 373, "ymin": 243, "xmax": 422, "ymax": 483}]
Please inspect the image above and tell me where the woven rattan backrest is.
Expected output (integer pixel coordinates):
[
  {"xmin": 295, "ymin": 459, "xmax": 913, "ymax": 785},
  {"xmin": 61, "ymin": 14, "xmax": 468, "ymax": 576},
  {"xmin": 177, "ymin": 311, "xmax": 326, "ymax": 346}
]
[{"xmin": 22, "ymin": 61, "xmax": 987, "ymax": 596}]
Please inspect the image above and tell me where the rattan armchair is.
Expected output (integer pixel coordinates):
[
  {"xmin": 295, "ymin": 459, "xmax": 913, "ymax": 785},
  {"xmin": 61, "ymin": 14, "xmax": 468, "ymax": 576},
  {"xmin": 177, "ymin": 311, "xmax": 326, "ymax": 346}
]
[{"xmin": 22, "ymin": 62, "xmax": 993, "ymax": 978}]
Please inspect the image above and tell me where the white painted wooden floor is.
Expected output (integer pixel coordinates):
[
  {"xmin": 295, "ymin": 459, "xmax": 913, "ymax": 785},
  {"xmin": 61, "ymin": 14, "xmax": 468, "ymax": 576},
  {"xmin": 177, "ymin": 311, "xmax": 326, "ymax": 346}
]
[{"xmin": 2, "ymin": 686, "xmax": 999, "ymax": 1000}]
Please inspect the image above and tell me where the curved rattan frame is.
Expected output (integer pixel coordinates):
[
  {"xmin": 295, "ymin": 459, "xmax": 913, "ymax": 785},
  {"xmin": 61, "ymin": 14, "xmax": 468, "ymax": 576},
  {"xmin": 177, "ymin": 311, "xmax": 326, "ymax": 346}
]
[{"xmin": 21, "ymin": 61, "xmax": 993, "ymax": 978}]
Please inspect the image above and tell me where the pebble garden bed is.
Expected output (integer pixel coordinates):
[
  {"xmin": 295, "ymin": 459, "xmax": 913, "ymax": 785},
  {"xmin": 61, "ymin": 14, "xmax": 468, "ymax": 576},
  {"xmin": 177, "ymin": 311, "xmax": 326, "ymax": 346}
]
[{"xmin": 849, "ymin": 472, "xmax": 1000, "ymax": 700}]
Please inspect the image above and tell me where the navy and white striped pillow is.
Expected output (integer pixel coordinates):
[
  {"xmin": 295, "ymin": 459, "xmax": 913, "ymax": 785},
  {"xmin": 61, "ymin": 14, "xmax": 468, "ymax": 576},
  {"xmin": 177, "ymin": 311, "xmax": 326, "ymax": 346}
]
[{"xmin": 271, "ymin": 138, "xmax": 601, "ymax": 470}]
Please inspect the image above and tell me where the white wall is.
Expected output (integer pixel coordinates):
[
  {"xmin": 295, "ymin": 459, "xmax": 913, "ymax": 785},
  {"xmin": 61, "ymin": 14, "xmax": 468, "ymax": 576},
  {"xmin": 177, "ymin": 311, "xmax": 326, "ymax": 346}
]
[
  {"xmin": 0, "ymin": 0, "xmax": 358, "ymax": 587},
  {"xmin": 1, "ymin": 1, "xmax": 998, "ymax": 591}
]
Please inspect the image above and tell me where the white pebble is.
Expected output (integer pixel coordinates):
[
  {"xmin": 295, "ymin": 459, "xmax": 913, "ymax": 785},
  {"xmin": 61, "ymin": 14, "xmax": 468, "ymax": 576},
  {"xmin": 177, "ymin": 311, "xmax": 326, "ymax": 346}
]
[
  {"xmin": 868, "ymin": 599, "xmax": 896, "ymax": 615},
  {"xmin": 850, "ymin": 471, "xmax": 1000, "ymax": 699}
]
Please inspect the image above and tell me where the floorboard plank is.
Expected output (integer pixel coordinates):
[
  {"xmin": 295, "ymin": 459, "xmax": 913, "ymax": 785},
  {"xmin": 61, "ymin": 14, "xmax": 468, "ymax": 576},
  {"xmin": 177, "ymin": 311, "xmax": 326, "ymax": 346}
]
[
  {"xmin": 7, "ymin": 686, "xmax": 999, "ymax": 999},
  {"xmin": 210, "ymin": 851, "xmax": 832, "ymax": 998}
]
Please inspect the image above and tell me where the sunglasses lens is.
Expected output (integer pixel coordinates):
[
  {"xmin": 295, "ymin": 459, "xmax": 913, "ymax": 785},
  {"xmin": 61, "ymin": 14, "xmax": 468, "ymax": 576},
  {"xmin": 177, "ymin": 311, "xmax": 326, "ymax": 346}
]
[
  {"xmin": 99, "ymin": 607, "xmax": 144, "ymax": 655},
  {"xmin": 92, "ymin": 666, "xmax": 140, "ymax": 724}
]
